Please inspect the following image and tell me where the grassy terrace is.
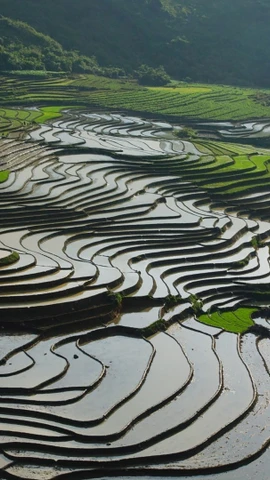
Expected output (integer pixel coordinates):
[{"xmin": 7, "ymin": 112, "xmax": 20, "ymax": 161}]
[
  {"xmin": 1, "ymin": 73, "xmax": 270, "ymax": 137},
  {"xmin": 0, "ymin": 105, "xmax": 65, "ymax": 137},
  {"xmin": 177, "ymin": 142, "xmax": 270, "ymax": 197},
  {"xmin": 198, "ymin": 308, "xmax": 256, "ymax": 333}
]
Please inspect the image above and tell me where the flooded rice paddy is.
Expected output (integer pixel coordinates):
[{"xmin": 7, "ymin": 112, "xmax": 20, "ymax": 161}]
[{"xmin": 0, "ymin": 111, "xmax": 269, "ymax": 479}]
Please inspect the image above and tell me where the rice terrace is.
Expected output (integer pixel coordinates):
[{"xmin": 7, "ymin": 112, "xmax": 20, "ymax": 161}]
[{"xmin": 0, "ymin": 72, "xmax": 269, "ymax": 480}]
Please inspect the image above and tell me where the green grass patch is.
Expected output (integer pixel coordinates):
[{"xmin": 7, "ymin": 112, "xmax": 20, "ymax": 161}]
[
  {"xmin": 0, "ymin": 170, "xmax": 9, "ymax": 183},
  {"xmin": 198, "ymin": 307, "xmax": 257, "ymax": 333},
  {"xmin": 35, "ymin": 106, "xmax": 71, "ymax": 123}
]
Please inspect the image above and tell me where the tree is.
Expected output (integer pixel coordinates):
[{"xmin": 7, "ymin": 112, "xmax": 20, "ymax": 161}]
[{"xmin": 135, "ymin": 64, "xmax": 170, "ymax": 86}]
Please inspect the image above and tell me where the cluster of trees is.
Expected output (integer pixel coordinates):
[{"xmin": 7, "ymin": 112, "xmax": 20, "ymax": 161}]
[
  {"xmin": 0, "ymin": 16, "xmax": 105, "ymax": 74},
  {"xmin": 135, "ymin": 65, "xmax": 170, "ymax": 86}
]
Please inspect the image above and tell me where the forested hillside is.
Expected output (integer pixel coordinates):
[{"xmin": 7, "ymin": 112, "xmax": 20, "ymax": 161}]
[
  {"xmin": 0, "ymin": 0, "xmax": 270, "ymax": 86},
  {"xmin": 0, "ymin": 16, "xmax": 109, "ymax": 74}
]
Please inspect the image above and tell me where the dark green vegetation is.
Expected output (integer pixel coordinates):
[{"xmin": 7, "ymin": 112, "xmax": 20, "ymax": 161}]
[
  {"xmin": 142, "ymin": 319, "xmax": 167, "ymax": 337},
  {"xmin": 189, "ymin": 294, "xmax": 203, "ymax": 315},
  {"xmin": 135, "ymin": 65, "xmax": 171, "ymax": 86},
  {"xmin": 175, "ymin": 126, "xmax": 197, "ymax": 139},
  {"xmin": 164, "ymin": 294, "xmax": 182, "ymax": 310},
  {"xmin": 198, "ymin": 308, "xmax": 256, "ymax": 333},
  {"xmin": 0, "ymin": 16, "xmax": 103, "ymax": 74},
  {"xmin": 251, "ymin": 235, "xmax": 264, "ymax": 250},
  {"xmin": 1, "ymin": 0, "xmax": 270, "ymax": 87},
  {"xmin": 108, "ymin": 290, "xmax": 123, "ymax": 308},
  {"xmin": 0, "ymin": 250, "xmax": 19, "ymax": 266}
]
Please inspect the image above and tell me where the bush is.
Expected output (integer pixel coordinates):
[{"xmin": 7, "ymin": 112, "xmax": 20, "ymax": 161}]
[
  {"xmin": 135, "ymin": 64, "xmax": 170, "ymax": 86},
  {"xmin": 175, "ymin": 126, "xmax": 197, "ymax": 139}
]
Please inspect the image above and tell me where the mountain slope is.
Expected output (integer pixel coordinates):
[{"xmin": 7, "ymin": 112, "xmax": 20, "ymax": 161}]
[
  {"xmin": 0, "ymin": 16, "xmax": 103, "ymax": 73},
  {"xmin": 0, "ymin": 0, "xmax": 270, "ymax": 86},
  {"xmin": 0, "ymin": 0, "xmax": 174, "ymax": 70}
]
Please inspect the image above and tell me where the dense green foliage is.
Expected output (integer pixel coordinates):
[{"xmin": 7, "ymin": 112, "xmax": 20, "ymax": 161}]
[
  {"xmin": 135, "ymin": 65, "xmax": 171, "ymax": 86},
  {"xmin": 1, "ymin": 0, "xmax": 270, "ymax": 87},
  {"xmin": 0, "ymin": 16, "xmax": 104, "ymax": 74}
]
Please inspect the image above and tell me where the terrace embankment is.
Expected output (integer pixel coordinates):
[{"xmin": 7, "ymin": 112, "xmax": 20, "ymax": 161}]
[{"xmin": 0, "ymin": 111, "xmax": 269, "ymax": 479}]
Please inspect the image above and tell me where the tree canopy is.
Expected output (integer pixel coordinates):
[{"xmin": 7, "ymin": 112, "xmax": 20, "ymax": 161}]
[{"xmin": 1, "ymin": 0, "xmax": 270, "ymax": 87}]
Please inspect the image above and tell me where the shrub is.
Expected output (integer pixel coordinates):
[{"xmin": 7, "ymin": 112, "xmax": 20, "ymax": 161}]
[
  {"xmin": 135, "ymin": 64, "xmax": 170, "ymax": 86},
  {"xmin": 175, "ymin": 126, "xmax": 197, "ymax": 139}
]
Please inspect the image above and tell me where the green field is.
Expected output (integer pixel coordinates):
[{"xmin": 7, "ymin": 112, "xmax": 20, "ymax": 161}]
[
  {"xmin": 1, "ymin": 74, "xmax": 270, "ymax": 138},
  {"xmin": 186, "ymin": 144, "xmax": 270, "ymax": 196},
  {"xmin": 198, "ymin": 307, "xmax": 256, "ymax": 333},
  {"xmin": 0, "ymin": 105, "xmax": 65, "ymax": 137},
  {"xmin": 2, "ymin": 74, "xmax": 270, "ymax": 204}
]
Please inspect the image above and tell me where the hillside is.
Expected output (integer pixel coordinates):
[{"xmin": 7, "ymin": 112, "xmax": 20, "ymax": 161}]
[
  {"xmin": 0, "ymin": 0, "xmax": 270, "ymax": 87},
  {"xmin": 0, "ymin": 1, "xmax": 174, "ymax": 71},
  {"xmin": 0, "ymin": 16, "xmax": 103, "ymax": 73}
]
